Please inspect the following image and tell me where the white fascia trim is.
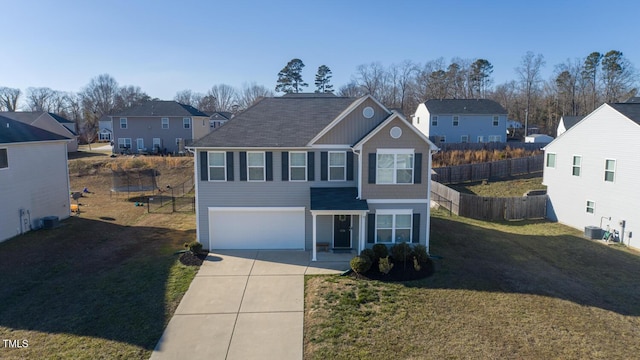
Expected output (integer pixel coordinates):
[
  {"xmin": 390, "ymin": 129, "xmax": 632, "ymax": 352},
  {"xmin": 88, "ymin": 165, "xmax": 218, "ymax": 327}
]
[
  {"xmin": 375, "ymin": 209, "xmax": 413, "ymax": 215},
  {"xmin": 310, "ymin": 144, "xmax": 352, "ymax": 149},
  {"xmin": 310, "ymin": 210, "xmax": 369, "ymax": 216},
  {"xmin": 194, "ymin": 152, "xmax": 201, "ymax": 245},
  {"xmin": 353, "ymin": 112, "xmax": 438, "ymax": 151},
  {"xmin": 377, "ymin": 148, "xmax": 415, "ymax": 154},
  {"xmin": 209, "ymin": 207, "xmax": 306, "ymax": 212},
  {"xmin": 307, "ymin": 95, "xmax": 392, "ymax": 146},
  {"xmin": 367, "ymin": 199, "xmax": 428, "ymax": 204},
  {"xmin": 187, "ymin": 146, "xmax": 310, "ymax": 151}
]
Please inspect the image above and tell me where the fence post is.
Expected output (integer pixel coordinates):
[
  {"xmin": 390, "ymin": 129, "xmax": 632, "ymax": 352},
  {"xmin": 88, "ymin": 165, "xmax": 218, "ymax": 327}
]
[
  {"xmin": 172, "ymin": 197, "xmax": 176, "ymax": 213},
  {"xmin": 147, "ymin": 199, "xmax": 150, "ymax": 213}
]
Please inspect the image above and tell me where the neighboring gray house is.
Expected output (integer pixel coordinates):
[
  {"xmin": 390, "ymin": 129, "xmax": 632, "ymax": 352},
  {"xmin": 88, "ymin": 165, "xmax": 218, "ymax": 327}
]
[
  {"xmin": 189, "ymin": 93, "xmax": 438, "ymax": 260},
  {"xmin": 412, "ymin": 99, "xmax": 508, "ymax": 144},
  {"xmin": 0, "ymin": 111, "xmax": 78, "ymax": 152},
  {"xmin": 556, "ymin": 115, "xmax": 584, "ymax": 137},
  {"xmin": 110, "ymin": 101, "xmax": 210, "ymax": 154},
  {"xmin": 209, "ymin": 111, "xmax": 233, "ymax": 129},
  {"xmin": 543, "ymin": 102, "xmax": 640, "ymax": 250},
  {"xmin": 0, "ymin": 116, "xmax": 71, "ymax": 243}
]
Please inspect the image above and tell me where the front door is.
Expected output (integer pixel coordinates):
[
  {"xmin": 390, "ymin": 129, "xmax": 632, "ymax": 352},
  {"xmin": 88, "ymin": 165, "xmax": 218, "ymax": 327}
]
[{"xmin": 333, "ymin": 215, "xmax": 351, "ymax": 248}]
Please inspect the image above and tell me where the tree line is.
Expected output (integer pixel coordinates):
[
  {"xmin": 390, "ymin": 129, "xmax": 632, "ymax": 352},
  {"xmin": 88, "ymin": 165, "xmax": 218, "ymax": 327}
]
[{"xmin": 0, "ymin": 49, "xmax": 636, "ymax": 140}]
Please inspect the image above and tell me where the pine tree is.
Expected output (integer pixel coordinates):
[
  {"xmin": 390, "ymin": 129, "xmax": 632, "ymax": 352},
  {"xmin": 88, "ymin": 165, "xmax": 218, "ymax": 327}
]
[
  {"xmin": 314, "ymin": 65, "xmax": 334, "ymax": 93},
  {"xmin": 275, "ymin": 58, "xmax": 308, "ymax": 94}
]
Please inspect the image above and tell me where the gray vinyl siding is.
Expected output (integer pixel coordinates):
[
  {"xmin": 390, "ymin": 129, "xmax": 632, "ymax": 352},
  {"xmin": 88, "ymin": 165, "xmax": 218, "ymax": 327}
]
[
  {"xmin": 112, "ymin": 116, "xmax": 195, "ymax": 154},
  {"xmin": 413, "ymin": 103, "xmax": 507, "ymax": 143},
  {"xmin": 0, "ymin": 141, "xmax": 70, "ymax": 243},
  {"xmin": 314, "ymin": 98, "xmax": 389, "ymax": 145},
  {"xmin": 365, "ymin": 203, "xmax": 429, "ymax": 247},
  {"xmin": 543, "ymin": 104, "xmax": 640, "ymax": 249},
  {"xmin": 361, "ymin": 117, "xmax": 430, "ymax": 199},
  {"xmin": 196, "ymin": 149, "xmax": 357, "ymax": 249}
]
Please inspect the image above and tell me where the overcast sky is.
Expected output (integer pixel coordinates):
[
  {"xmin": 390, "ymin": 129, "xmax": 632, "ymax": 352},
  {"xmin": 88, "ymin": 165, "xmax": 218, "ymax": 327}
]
[{"xmin": 2, "ymin": 0, "xmax": 638, "ymax": 101}]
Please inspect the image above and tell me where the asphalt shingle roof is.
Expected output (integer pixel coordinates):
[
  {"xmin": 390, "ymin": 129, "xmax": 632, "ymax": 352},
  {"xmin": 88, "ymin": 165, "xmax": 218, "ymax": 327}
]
[
  {"xmin": 310, "ymin": 187, "xmax": 368, "ymax": 211},
  {"xmin": 113, "ymin": 101, "xmax": 208, "ymax": 117},
  {"xmin": 610, "ymin": 103, "xmax": 640, "ymax": 125},
  {"xmin": 424, "ymin": 99, "xmax": 507, "ymax": 114},
  {"xmin": 561, "ymin": 115, "xmax": 584, "ymax": 129},
  {"xmin": 0, "ymin": 111, "xmax": 76, "ymax": 135},
  {"xmin": 0, "ymin": 116, "xmax": 69, "ymax": 144},
  {"xmin": 192, "ymin": 95, "xmax": 359, "ymax": 148}
]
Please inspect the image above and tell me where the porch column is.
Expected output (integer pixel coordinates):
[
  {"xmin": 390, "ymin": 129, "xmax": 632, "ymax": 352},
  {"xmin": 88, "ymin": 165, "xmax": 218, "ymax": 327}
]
[
  {"xmin": 312, "ymin": 213, "xmax": 317, "ymax": 261},
  {"xmin": 359, "ymin": 213, "xmax": 365, "ymax": 253}
]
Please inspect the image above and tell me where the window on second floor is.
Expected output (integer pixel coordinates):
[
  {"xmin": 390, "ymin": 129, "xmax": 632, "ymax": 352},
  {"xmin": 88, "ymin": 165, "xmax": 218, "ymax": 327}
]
[
  {"xmin": 183, "ymin": 118, "xmax": 191, "ymax": 129},
  {"xmin": 572, "ymin": 156, "xmax": 582, "ymax": 176},
  {"xmin": 329, "ymin": 151, "xmax": 346, "ymax": 181},
  {"xmin": 453, "ymin": 116, "xmax": 459, "ymax": 126},
  {"xmin": 431, "ymin": 116, "xmax": 438, "ymax": 126},
  {"xmin": 493, "ymin": 116, "xmax": 499, "ymax": 126},
  {"xmin": 161, "ymin": 118, "xmax": 169, "ymax": 129},
  {"xmin": 546, "ymin": 153, "xmax": 556, "ymax": 168},
  {"xmin": 248, "ymin": 151, "xmax": 265, "ymax": 181},
  {"xmin": 0, "ymin": 148, "xmax": 8, "ymax": 169},
  {"xmin": 604, "ymin": 159, "xmax": 616, "ymax": 182},
  {"xmin": 289, "ymin": 151, "xmax": 307, "ymax": 181},
  {"xmin": 208, "ymin": 151, "xmax": 226, "ymax": 181},
  {"xmin": 377, "ymin": 150, "xmax": 414, "ymax": 184},
  {"xmin": 120, "ymin": 118, "xmax": 127, "ymax": 129}
]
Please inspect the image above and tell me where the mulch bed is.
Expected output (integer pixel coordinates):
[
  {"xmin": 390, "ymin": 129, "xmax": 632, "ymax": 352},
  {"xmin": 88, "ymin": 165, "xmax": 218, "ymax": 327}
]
[
  {"xmin": 351, "ymin": 259, "xmax": 435, "ymax": 281},
  {"xmin": 179, "ymin": 252, "xmax": 207, "ymax": 266}
]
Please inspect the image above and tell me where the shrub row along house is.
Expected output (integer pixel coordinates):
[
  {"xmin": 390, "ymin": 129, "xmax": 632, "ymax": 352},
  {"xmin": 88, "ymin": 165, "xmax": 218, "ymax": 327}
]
[
  {"xmin": 544, "ymin": 99, "xmax": 640, "ymax": 250},
  {"xmin": 188, "ymin": 93, "xmax": 438, "ymax": 260},
  {"xmin": 0, "ymin": 116, "xmax": 71, "ymax": 243}
]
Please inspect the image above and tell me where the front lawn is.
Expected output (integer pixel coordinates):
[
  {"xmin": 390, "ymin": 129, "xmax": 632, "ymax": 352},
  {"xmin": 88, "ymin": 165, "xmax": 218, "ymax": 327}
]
[{"xmin": 304, "ymin": 210, "xmax": 640, "ymax": 359}]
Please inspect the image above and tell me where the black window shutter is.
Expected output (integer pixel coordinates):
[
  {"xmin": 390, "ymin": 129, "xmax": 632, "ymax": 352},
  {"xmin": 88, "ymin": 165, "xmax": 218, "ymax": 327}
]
[
  {"xmin": 412, "ymin": 213, "xmax": 420, "ymax": 243},
  {"xmin": 368, "ymin": 153, "xmax": 376, "ymax": 184},
  {"xmin": 307, "ymin": 152, "xmax": 315, "ymax": 181},
  {"xmin": 414, "ymin": 153, "xmax": 422, "ymax": 184},
  {"xmin": 239, "ymin": 152, "xmax": 247, "ymax": 181},
  {"xmin": 281, "ymin": 152, "xmax": 289, "ymax": 181},
  {"xmin": 367, "ymin": 213, "xmax": 376, "ymax": 244},
  {"xmin": 266, "ymin": 152, "xmax": 273, "ymax": 181},
  {"xmin": 320, "ymin": 151, "xmax": 328, "ymax": 181},
  {"xmin": 200, "ymin": 151, "xmax": 208, "ymax": 181},
  {"xmin": 346, "ymin": 151, "xmax": 354, "ymax": 181},
  {"xmin": 226, "ymin": 152, "xmax": 234, "ymax": 181}
]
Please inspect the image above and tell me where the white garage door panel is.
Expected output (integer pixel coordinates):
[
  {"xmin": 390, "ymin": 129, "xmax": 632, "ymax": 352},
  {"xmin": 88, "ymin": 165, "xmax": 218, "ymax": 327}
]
[{"xmin": 209, "ymin": 207, "xmax": 305, "ymax": 249}]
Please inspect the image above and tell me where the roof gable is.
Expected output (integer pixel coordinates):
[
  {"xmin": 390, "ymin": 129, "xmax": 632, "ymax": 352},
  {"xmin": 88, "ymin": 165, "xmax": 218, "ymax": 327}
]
[
  {"xmin": 609, "ymin": 103, "xmax": 640, "ymax": 125},
  {"xmin": 353, "ymin": 112, "xmax": 438, "ymax": 151},
  {"xmin": 424, "ymin": 99, "xmax": 507, "ymax": 115},
  {"xmin": 0, "ymin": 116, "xmax": 69, "ymax": 144},
  {"xmin": 113, "ymin": 101, "xmax": 208, "ymax": 117},
  {"xmin": 560, "ymin": 115, "xmax": 584, "ymax": 130}
]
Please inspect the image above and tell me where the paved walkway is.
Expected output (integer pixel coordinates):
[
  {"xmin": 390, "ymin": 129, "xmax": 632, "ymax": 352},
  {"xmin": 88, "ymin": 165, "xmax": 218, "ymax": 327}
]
[{"xmin": 150, "ymin": 250, "xmax": 350, "ymax": 360}]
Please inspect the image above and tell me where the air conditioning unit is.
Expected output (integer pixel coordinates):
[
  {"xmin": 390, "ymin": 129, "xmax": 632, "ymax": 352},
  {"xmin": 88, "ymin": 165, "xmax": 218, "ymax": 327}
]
[{"xmin": 584, "ymin": 226, "xmax": 603, "ymax": 240}]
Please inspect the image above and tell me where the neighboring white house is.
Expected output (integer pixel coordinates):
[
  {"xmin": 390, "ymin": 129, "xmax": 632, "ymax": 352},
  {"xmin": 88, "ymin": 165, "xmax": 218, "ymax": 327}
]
[
  {"xmin": 98, "ymin": 115, "xmax": 113, "ymax": 142},
  {"xmin": 543, "ymin": 102, "xmax": 640, "ymax": 249},
  {"xmin": 556, "ymin": 115, "xmax": 584, "ymax": 137},
  {"xmin": 0, "ymin": 116, "xmax": 71, "ymax": 243},
  {"xmin": 525, "ymin": 134, "xmax": 554, "ymax": 143},
  {"xmin": 412, "ymin": 99, "xmax": 508, "ymax": 144}
]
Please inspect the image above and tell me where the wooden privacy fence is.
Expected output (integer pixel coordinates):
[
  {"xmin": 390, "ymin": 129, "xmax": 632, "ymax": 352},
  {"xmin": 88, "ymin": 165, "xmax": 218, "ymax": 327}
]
[
  {"xmin": 436, "ymin": 142, "xmax": 548, "ymax": 152},
  {"xmin": 433, "ymin": 155, "xmax": 544, "ymax": 184},
  {"xmin": 431, "ymin": 180, "xmax": 547, "ymax": 221}
]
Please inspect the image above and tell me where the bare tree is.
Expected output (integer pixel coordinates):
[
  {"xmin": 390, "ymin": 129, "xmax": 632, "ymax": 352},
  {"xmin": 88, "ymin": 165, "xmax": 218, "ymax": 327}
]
[
  {"xmin": 116, "ymin": 85, "xmax": 150, "ymax": 110},
  {"xmin": 516, "ymin": 51, "xmax": 546, "ymax": 135},
  {"xmin": 24, "ymin": 87, "xmax": 57, "ymax": 111},
  {"xmin": 554, "ymin": 59, "xmax": 582, "ymax": 116},
  {"xmin": 174, "ymin": 89, "xmax": 203, "ymax": 106},
  {"xmin": 78, "ymin": 74, "xmax": 120, "ymax": 147},
  {"xmin": 354, "ymin": 62, "xmax": 387, "ymax": 99},
  {"xmin": 387, "ymin": 60, "xmax": 418, "ymax": 114},
  {"xmin": 208, "ymin": 84, "xmax": 237, "ymax": 112},
  {"xmin": 337, "ymin": 81, "xmax": 365, "ymax": 98},
  {"xmin": 236, "ymin": 82, "xmax": 273, "ymax": 110},
  {"xmin": 0, "ymin": 87, "xmax": 21, "ymax": 111}
]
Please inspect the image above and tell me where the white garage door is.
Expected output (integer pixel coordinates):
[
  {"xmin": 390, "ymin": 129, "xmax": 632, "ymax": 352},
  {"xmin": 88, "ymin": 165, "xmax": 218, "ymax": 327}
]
[{"xmin": 208, "ymin": 207, "xmax": 305, "ymax": 249}]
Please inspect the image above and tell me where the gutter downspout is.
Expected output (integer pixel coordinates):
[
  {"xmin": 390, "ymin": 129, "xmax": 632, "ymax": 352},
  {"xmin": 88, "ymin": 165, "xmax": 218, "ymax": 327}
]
[{"xmin": 353, "ymin": 148, "xmax": 362, "ymax": 199}]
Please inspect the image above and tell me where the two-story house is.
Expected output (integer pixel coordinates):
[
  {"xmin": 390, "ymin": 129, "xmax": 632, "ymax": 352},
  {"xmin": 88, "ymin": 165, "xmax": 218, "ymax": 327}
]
[
  {"xmin": 189, "ymin": 93, "xmax": 438, "ymax": 260},
  {"xmin": 0, "ymin": 116, "xmax": 71, "ymax": 243},
  {"xmin": 110, "ymin": 100, "xmax": 210, "ymax": 154},
  {"xmin": 209, "ymin": 111, "xmax": 233, "ymax": 129},
  {"xmin": 0, "ymin": 111, "xmax": 78, "ymax": 152},
  {"xmin": 412, "ymin": 99, "xmax": 508, "ymax": 144},
  {"xmin": 543, "ymin": 102, "xmax": 639, "ymax": 250}
]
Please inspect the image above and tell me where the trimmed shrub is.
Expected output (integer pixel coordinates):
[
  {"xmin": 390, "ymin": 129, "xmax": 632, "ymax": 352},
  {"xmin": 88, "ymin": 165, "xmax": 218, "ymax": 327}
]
[
  {"xmin": 412, "ymin": 244, "xmax": 429, "ymax": 264},
  {"xmin": 378, "ymin": 256, "xmax": 394, "ymax": 275},
  {"xmin": 350, "ymin": 255, "xmax": 372, "ymax": 274},
  {"xmin": 412, "ymin": 257, "xmax": 422, "ymax": 271},
  {"xmin": 184, "ymin": 241, "xmax": 203, "ymax": 254},
  {"xmin": 390, "ymin": 242, "xmax": 412, "ymax": 263},
  {"xmin": 360, "ymin": 248, "xmax": 376, "ymax": 262},
  {"xmin": 372, "ymin": 243, "xmax": 389, "ymax": 259}
]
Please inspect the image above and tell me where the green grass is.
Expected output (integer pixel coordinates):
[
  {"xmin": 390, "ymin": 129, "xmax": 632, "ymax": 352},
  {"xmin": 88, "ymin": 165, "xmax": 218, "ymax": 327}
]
[
  {"xmin": 304, "ymin": 210, "xmax": 640, "ymax": 359},
  {"xmin": 449, "ymin": 176, "xmax": 546, "ymax": 197}
]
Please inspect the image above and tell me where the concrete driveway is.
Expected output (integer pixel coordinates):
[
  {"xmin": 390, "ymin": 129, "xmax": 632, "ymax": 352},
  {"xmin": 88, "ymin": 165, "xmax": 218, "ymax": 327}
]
[{"xmin": 150, "ymin": 250, "xmax": 350, "ymax": 360}]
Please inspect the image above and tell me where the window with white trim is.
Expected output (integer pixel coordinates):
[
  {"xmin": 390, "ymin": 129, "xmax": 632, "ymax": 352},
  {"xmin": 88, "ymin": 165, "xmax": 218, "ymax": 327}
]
[
  {"xmin": 0, "ymin": 148, "xmax": 8, "ymax": 169},
  {"xmin": 376, "ymin": 210, "xmax": 412, "ymax": 243},
  {"xmin": 586, "ymin": 200, "xmax": 595, "ymax": 214},
  {"xmin": 120, "ymin": 118, "xmax": 127, "ymax": 129},
  {"xmin": 117, "ymin": 138, "xmax": 131, "ymax": 149},
  {"xmin": 453, "ymin": 116, "xmax": 459, "ymax": 126},
  {"xmin": 477, "ymin": 136, "xmax": 485, "ymax": 143},
  {"xmin": 161, "ymin": 117, "xmax": 169, "ymax": 129},
  {"xmin": 572, "ymin": 155, "xmax": 582, "ymax": 176},
  {"xmin": 208, "ymin": 151, "xmax": 226, "ymax": 181},
  {"xmin": 329, "ymin": 151, "xmax": 346, "ymax": 181},
  {"xmin": 431, "ymin": 116, "xmax": 438, "ymax": 126},
  {"xmin": 136, "ymin": 138, "xmax": 144, "ymax": 150},
  {"xmin": 377, "ymin": 149, "xmax": 414, "ymax": 184},
  {"xmin": 183, "ymin": 117, "xmax": 191, "ymax": 129},
  {"xmin": 604, "ymin": 159, "xmax": 616, "ymax": 182},
  {"xmin": 546, "ymin": 153, "xmax": 556, "ymax": 168},
  {"xmin": 289, "ymin": 151, "xmax": 307, "ymax": 181},
  {"xmin": 461, "ymin": 135, "xmax": 469, "ymax": 143},
  {"xmin": 488, "ymin": 135, "xmax": 501, "ymax": 142},
  {"xmin": 493, "ymin": 116, "xmax": 499, "ymax": 126},
  {"xmin": 152, "ymin": 138, "xmax": 161, "ymax": 151},
  {"xmin": 248, "ymin": 151, "xmax": 265, "ymax": 181}
]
